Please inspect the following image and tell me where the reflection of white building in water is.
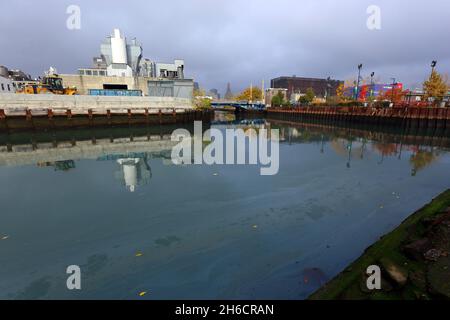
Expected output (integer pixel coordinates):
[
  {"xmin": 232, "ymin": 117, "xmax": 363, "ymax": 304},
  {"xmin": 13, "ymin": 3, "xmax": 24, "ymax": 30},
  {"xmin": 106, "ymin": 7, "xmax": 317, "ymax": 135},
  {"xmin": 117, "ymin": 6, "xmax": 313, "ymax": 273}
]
[{"xmin": 115, "ymin": 157, "xmax": 152, "ymax": 192}]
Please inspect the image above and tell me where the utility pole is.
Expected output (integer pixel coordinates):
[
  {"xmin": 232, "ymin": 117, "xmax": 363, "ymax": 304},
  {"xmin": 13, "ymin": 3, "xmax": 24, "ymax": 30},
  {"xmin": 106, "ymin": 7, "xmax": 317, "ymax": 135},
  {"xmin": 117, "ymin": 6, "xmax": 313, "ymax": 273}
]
[
  {"xmin": 261, "ymin": 79, "xmax": 265, "ymax": 104},
  {"xmin": 326, "ymin": 76, "xmax": 331, "ymax": 102}
]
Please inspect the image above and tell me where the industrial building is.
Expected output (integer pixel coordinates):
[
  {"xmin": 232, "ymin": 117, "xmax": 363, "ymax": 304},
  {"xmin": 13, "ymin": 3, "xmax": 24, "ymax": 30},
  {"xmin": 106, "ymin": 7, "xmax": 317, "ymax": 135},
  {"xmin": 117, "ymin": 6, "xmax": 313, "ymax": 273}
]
[
  {"xmin": 61, "ymin": 28, "xmax": 193, "ymax": 99},
  {"xmin": 0, "ymin": 75, "xmax": 15, "ymax": 93},
  {"xmin": 0, "ymin": 65, "xmax": 35, "ymax": 93},
  {"xmin": 270, "ymin": 76, "xmax": 343, "ymax": 99},
  {"xmin": 343, "ymin": 83, "xmax": 403, "ymax": 100},
  {"xmin": 77, "ymin": 29, "xmax": 185, "ymax": 79}
]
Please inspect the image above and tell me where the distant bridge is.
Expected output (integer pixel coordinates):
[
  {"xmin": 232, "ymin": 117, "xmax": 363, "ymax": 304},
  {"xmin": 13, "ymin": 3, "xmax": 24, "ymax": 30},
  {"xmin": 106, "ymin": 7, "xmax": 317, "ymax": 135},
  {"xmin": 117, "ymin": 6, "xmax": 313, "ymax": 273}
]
[{"xmin": 211, "ymin": 101, "xmax": 266, "ymax": 111}]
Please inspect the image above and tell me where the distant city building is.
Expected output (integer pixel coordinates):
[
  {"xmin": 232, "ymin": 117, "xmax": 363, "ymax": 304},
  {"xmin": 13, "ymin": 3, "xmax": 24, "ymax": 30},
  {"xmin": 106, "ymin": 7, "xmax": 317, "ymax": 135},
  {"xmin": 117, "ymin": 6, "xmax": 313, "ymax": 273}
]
[
  {"xmin": 265, "ymin": 88, "xmax": 288, "ymax": 106},
  {"xmin": 208, "ymin": 88, "xmax": 220, "ymax": 100},
  {"xmin": 270, "ymin": 76, "xmax": 343, "ymax": 99},
  {"xmin": 224, "ymin": 82, "xmax": 233, "ymax": 100}
]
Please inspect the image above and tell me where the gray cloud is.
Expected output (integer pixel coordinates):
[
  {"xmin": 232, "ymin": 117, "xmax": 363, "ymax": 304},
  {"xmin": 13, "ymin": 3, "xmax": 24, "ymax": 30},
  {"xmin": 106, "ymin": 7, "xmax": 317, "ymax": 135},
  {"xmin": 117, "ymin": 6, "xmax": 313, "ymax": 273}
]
[{"xmin": 1, "ymin": 0, "xmax": 449, "ymax": 95}]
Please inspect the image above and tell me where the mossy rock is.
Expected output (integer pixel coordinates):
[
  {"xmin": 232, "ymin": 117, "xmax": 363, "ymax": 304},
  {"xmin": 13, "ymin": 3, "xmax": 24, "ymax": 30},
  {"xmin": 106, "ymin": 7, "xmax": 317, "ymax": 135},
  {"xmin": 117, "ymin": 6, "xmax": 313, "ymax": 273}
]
[
  {"xmin": 427, "ymin": 256, "xmax": 450, "ymax": 298},
  {"xmin": 409, "ymin": 270, "xmax": 427, "ymax": 291},
  {"xmin": 380, "ymin": 257, "xmax": 409, "ymax": 287}
]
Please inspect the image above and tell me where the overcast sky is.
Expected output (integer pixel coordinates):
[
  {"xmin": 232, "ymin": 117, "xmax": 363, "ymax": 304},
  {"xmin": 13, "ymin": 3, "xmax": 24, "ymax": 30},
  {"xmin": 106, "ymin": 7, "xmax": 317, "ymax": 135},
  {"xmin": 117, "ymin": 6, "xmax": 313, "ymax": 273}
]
[{"xmin": 1, "ymin": 0, "xmax": 449, "ymax": 95}]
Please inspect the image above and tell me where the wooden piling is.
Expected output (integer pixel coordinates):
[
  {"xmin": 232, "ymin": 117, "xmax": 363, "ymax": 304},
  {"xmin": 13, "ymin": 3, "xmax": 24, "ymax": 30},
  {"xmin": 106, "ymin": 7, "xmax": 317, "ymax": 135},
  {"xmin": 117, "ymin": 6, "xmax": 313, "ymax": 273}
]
[{"xmin": 26, "ymin": 109, "xmax": 32, "ymax": 121}]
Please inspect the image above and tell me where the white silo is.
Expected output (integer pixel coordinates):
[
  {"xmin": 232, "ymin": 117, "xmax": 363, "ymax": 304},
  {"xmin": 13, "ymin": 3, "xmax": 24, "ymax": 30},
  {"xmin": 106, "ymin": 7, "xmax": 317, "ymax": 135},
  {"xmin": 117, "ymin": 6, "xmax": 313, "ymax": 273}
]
[
  {"xmin": 117, "ymin": 158, "xmax": 140, "ymax": 192},
  {"xmin": 110, "ymin": 29, "xmax": 127, "ymax": 64}
]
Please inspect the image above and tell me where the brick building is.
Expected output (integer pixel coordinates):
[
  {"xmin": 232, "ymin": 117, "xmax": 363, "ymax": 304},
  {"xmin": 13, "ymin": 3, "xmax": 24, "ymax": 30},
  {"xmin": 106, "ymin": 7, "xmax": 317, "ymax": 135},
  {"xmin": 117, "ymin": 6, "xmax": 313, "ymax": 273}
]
[{"xmin": 270, "ymin": 76, "xmax": 343, "ymax": 99}]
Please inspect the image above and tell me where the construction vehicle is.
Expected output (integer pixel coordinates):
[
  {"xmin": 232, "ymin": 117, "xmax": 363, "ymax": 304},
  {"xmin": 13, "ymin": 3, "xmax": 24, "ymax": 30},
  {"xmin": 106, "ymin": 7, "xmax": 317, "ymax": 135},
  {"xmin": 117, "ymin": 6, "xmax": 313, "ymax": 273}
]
[{"xmin": 17, "ymin": 67, "xmax": 77, "ymax": 95}]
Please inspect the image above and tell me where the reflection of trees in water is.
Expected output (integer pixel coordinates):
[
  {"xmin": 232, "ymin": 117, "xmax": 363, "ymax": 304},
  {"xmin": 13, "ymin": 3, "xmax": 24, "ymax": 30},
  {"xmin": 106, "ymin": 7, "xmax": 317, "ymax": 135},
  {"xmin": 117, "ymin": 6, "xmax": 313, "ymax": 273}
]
[
  {"xmin": 330, "ymin": 139, "xmax": 364, "ymax": 157},
  {"xmin": 214, "ymin": 111, "xmax": 236, "ymax": 123},
  {"xmin": 329, "ymin": 137, "xmax": 364, "ymax": 168},
  {"xmin": 372, "ymin": 143, "xmax": 398, "ymax": 157},
  {"xmin": 327, "ymin": 138, "xmax": 444, "ymax": 173},
  {"xmin": 331, "ymin": 140, "xmax": 402, "ymax": 159},
  {"xmin": 410, "ymin": 149, "xmax": 440, "ymax": 176}
]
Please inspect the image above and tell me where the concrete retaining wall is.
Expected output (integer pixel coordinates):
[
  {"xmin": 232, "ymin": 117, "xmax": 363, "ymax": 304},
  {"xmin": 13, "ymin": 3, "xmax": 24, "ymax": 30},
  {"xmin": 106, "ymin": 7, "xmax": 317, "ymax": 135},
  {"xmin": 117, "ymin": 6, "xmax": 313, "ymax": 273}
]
[
  {"xmin": 60, "ymin": 74, "xmax": 147, "ymax": 95},
  {"xmin": 0, "ymin": 93, "xmax": 193, "ymax": 113}
]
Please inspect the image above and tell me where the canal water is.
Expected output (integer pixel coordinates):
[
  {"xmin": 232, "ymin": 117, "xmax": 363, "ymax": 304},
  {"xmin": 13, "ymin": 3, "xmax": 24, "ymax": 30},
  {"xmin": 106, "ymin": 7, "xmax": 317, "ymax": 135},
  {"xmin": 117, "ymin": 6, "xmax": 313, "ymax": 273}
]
[{"xmin": 0, "ymin": 115, "xmax": 449, "ymax": 299}]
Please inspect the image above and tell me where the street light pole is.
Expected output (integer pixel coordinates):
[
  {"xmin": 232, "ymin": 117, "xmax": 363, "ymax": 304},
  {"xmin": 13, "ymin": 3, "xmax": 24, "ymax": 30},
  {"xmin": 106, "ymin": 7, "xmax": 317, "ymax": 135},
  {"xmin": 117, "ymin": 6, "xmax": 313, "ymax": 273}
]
[
  {"xmin": 390, "ymin": 77, "xmax": 396, "ymax": 106},
  {"xmin": 355, "ymin": 64, "xmax": 363, "ymax": 101},
  {"xmin": 430, "ymin": 60, "xmax": 438, "ymax": 106},
  {"xmin": 370, "ymin": 72, "xmax": 375, "ymax": 98},
  {"xmin": 431, "ymin": 60, "xmax": 437, "ymax": 74}
]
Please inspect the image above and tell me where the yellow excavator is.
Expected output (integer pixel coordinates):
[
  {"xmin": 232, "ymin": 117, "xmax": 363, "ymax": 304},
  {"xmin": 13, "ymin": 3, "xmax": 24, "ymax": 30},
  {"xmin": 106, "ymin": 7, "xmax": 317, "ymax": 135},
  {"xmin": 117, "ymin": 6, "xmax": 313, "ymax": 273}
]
[{"xmin": 17, "ymin": 74, "xmax": 77, "ymax": 95}]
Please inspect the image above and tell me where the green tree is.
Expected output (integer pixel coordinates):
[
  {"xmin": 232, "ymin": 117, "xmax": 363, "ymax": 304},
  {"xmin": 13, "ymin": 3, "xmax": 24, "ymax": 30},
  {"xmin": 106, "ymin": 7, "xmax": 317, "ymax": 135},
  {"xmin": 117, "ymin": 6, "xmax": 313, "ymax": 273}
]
[
  {"xmin": 194, "ymin": 97, "xmax": 212, "ymax": 110},
  {"xmin": 423, "ymin": 70, "xmax": 448, "ymax": 104},
  {"xmin": 193, "ymin": 88, "xmax": 211, "ymax": 109},
  {"xmin": 336, "ymin": 83, "xmax": 344, "ymax": 99},
  {"xmin": 299, "ymin": 88, "xmax": 315, "ymax": 105},
  {"xmin": 193, "ymin": 88, "xmax": 206, "ymax": 97},
  {"xmin": 271, "ymin": 95, "xmax": 282, "ymax": 107},
  {"xmin": 271, "ymin": 91, "xmax": 285, "ymax": 107},
  {"xmin": 282, "ymin": 100, "xmax": 291, "ymax": 107},
  {"xmin": 305, "ymin": 87, "xmax": 315, "ymax": 102}
]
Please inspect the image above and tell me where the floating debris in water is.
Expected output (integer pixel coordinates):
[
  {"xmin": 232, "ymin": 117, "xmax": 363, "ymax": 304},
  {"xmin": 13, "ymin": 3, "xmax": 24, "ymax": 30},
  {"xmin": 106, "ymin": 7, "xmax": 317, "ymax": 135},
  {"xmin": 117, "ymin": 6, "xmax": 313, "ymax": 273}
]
[
  {"xmin": 138, "ymin": 291, "xmax": 147, "ymax": 297},
  {"xmin": 135, "ymin": 252, "xmax": 143, "ymax": 257},
  {"xmin": 213, "ymin": 173, "xmax": 219, "ymax": 176},
  {"xmin": 252, "ymin": 225, "xmax": 258, "ymax": 229},
  {"xmin": 392, "ymin": 192, "xmax": 400, "ymax": 199},
  {"xmin": 1, "ymin": 235, "xmax": 9, "ymax": 240}
]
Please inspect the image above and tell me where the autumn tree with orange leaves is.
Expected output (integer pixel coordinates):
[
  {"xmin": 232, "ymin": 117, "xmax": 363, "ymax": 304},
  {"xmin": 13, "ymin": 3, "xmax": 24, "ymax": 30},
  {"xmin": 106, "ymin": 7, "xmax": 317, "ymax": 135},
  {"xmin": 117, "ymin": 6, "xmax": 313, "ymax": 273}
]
[{"xmin": 379, "ymin": 86, "xmax": 407, "ymax": 105}]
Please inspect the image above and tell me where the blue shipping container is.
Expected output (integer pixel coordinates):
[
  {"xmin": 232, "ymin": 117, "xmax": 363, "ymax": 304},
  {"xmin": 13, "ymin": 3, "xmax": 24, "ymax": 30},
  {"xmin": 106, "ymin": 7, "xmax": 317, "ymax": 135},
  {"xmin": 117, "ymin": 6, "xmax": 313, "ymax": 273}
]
[{"xmin": 88, "ymin": 89, "xmax": 142, "ymax": 96}]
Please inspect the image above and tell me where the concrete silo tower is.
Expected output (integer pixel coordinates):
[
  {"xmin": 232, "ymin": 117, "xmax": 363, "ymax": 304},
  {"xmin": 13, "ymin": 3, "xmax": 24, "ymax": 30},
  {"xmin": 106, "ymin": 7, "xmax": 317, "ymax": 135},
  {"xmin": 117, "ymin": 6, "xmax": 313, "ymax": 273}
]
[{"xmin": 111, "ymin": 29, "xmax": 127, "ymax": 64}]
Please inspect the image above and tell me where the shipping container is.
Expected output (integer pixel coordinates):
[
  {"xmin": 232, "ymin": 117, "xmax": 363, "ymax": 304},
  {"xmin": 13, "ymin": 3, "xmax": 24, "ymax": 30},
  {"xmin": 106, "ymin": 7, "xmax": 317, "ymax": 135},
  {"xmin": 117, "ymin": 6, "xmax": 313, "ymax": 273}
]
[{"xmin": 88, "ymin": 89, "xmax": 142, "ymax": 96}]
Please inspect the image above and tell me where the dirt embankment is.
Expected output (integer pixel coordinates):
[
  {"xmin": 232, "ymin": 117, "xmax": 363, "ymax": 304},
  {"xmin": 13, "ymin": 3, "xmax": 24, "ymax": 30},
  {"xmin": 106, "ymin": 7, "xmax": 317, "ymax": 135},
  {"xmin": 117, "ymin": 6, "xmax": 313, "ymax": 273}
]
[{"xmin": 310, "ymin": 189, "xmax": 450, "ymax": 300}]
